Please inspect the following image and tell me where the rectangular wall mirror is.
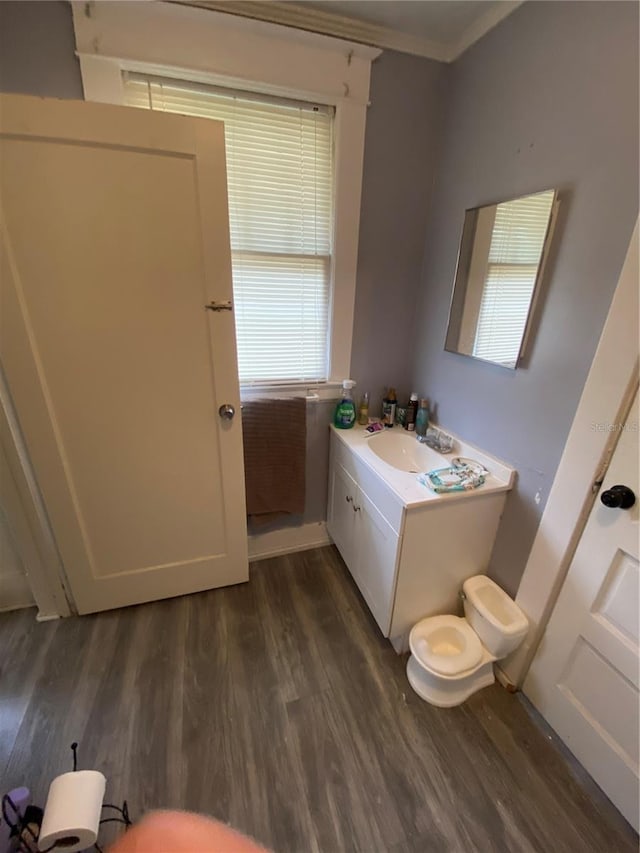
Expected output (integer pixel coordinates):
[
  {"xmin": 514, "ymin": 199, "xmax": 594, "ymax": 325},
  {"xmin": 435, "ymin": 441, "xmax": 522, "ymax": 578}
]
[{"xmin": 445, "ymin": 188, "xmax": 559, "ymax": 369}]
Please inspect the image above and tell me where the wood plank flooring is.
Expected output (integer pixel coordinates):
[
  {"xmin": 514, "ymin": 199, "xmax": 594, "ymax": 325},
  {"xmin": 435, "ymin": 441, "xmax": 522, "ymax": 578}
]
[{"xmin": 1, "ymin": 546, "xmax": 637, "ymax": 852}]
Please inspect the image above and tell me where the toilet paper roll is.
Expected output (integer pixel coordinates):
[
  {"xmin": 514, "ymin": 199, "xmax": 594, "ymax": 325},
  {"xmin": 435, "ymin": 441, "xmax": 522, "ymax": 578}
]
[{"xmin": 38, "ymin": 770, "xmax": 106, "ymax": 852}]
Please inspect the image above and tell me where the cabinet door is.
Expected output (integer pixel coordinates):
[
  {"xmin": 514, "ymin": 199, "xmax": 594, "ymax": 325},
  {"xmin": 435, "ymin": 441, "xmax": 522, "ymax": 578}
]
[
  {"xmin": 327, "ymin": 461, "xmax": 358, "ymax": 575},
  {"xmin": 355, "ymin": 489, "xmax": 400, "ymax": 636}
]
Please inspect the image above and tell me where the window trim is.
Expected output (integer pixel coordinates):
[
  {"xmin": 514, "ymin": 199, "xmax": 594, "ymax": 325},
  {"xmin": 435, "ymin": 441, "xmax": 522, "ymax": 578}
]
[{"xmin": 71, "ymin": 0, "xmax": 380, "ymax": 387}]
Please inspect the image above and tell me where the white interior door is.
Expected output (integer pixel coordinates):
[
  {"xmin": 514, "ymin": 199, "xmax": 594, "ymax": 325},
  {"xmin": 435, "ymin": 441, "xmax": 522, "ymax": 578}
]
[
  {"xmin": 525, "ymin": 387, "xmax": 639, "ymax": 830},
  {"xmin": 0, "ymin": 94, "xmax": 248, "ymax": 614}
]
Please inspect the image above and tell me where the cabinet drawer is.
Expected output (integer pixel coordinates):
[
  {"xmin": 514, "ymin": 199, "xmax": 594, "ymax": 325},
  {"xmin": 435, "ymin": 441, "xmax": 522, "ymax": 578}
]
[{"xmin": 331, "ymin": 434, "xmax": 404, "ymax": 533}]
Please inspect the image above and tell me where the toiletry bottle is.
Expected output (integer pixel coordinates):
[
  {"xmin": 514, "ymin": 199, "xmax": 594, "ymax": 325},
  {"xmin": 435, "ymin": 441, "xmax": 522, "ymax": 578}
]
[
  {"xmin": 334, "ymin": 380, "xmax": 357, "ymax": 429},
  {"xmin": 415, "ymin": 398, "xmax": 430, "ymax": 440},
  {"xmin": 382, "ymin": 387, "xmax": 397, "ymax": 428},
  {"xmin": 358, "ymin": 392, "xmax": 369, "ymax": 426},
  {"xmin": 405, "ymin": 393, "xmax": 419, "ymax": 431}
]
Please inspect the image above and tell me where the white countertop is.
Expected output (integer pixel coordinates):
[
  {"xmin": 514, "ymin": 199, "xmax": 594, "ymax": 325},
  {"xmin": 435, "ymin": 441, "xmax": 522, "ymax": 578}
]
[{"xmin": 330, "ymin": 423, "xmax": 515, "ymax": 510}]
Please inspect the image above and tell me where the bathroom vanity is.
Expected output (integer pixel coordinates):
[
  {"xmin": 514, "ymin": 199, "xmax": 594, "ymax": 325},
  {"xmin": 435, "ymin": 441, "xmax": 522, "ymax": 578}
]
[{"xmin": 327, "ymin": 425, "xmax": 515, "ymax": 652}]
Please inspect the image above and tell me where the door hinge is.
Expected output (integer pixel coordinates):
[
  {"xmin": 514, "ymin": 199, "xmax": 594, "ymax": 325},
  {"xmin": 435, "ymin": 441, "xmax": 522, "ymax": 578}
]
[{"xmin": 205, "ymin": 300, "xmax": 233, "ymax": 312}]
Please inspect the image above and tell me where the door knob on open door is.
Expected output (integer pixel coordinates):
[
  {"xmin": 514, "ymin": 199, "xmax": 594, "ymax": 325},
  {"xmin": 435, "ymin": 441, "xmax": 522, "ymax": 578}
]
[
  {"xmin": 600, "ymin": 484, "xmax": 636, "ymax": 510},
  {"xmin": 218, "ymin": 404, "xmax": 235, "ymax": 421}
]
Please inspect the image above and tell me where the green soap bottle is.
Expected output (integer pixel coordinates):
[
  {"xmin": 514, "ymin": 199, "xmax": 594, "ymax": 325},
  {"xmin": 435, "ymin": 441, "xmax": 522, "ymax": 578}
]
[{"xmin": 334, "ymin": 380, "xmax": 357, "ymax": 429}]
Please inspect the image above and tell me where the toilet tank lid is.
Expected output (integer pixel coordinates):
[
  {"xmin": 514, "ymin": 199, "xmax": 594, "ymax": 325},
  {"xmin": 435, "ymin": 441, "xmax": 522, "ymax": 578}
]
[{"xmin": 463, "ymin": 575, "xmax": 528, "ymax": 636}]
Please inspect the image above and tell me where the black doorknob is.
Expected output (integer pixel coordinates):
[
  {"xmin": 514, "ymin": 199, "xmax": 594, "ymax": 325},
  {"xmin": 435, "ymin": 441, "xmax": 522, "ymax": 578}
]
[{"xmin": 600, "ymin": 485, "xmax": 636, "ymax": 510}]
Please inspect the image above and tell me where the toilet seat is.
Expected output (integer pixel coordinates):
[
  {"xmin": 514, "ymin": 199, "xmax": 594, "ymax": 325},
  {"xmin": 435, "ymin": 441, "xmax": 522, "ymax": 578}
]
[{"xmin": 410, "ymin": 615, "xmax": 483, "ymax": 676}]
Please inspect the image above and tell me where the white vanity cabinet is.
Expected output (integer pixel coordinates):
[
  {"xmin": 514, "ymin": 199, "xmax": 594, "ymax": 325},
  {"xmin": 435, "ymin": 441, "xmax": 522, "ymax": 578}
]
[
  {"xmin": 328, "ymin": 456, "xmax": 399, "ymax": 635},
  {"xmin": 327, "ymin": 426, "xmax": 514, "ymax": 652}
]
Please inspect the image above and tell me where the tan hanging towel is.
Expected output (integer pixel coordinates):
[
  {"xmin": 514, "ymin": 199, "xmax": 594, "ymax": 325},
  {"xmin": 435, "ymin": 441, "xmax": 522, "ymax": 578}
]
[{"xmin": 242, "ymin": 397, "xmax": 306, "ymax": 526}]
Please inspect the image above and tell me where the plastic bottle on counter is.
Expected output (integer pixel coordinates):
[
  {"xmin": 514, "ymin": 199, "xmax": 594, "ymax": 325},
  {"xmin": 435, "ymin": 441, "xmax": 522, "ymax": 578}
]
[
  {"xmin": 334, "ymin": 380, "xmax": 357, "ymax": 429},
  {"xmin": 405, "ymin": 393, "xmax": 419, "ymax": 431},
  {"xmin": 382, "ymin": 387, "xmax": 397, "ymax": 428},
  {"xmin": 358, "ymin": 392, "xmax": 369, "ymax": 426},
  {"xmin": 415, "ymin": 398, "xmax": 430, "ymax": 440}
]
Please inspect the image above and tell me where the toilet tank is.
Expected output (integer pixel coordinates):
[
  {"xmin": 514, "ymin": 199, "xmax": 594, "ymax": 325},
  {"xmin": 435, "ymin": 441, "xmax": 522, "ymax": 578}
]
[{"xmin": 462, "ymin": 575, "xmax": 528, "ymax": 659}]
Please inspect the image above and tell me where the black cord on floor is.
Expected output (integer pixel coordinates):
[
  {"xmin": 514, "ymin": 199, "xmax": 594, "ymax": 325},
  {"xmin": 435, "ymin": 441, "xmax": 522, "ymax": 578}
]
[{"xmin": 101, "ymin": 801, "xmax": 132, "ymax": 828}]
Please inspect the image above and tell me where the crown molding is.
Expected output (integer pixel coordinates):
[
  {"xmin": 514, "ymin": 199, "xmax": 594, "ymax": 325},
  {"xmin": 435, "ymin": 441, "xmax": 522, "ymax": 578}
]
[
  {"xmin": 172, "ymin": 1, "xmax": 449, "ymax": 61},
  {"xmin": 172, "ymin": 0, "xmax": 523, "ymax": 63}
]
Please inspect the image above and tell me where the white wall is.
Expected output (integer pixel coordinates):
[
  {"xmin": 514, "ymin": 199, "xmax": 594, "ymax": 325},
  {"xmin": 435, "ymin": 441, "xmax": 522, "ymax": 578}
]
[{"xmin": 0, "ymin": 505, "xmax": 34, "ymax": 611}]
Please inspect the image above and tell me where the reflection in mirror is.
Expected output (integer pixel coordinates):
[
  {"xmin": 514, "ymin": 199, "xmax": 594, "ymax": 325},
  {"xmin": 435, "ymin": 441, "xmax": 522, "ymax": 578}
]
[{"xmin": 445, "ymin": 189, "xmax": 558, "ymax": 369}]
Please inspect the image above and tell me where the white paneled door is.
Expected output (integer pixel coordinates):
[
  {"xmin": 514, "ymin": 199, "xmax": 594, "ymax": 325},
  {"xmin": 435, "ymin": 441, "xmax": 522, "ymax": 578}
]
[
  {"xmin": 0, "ymin": 94, "xmax": 248, "ymax": 614},
  {"xmin": 525, "ymin": 388, "xmax": 639, "ymax": 831}
]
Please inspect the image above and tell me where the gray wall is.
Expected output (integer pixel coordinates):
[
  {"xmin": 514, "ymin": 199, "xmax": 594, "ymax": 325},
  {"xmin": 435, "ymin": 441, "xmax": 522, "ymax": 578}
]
[
  {"xmin": 351, "ymin": 50, "xmax": 447, "ymax": 416},
  {"xmin": 0, "ymin": 1, "xmax": 82, "ymax": 97},
  {"xmin": 0, "ymin": 506, "xmax": 34, "ymax": 611},
  {"xmin": 411, "ymin": 0, "xmax": 639, "ymax": 596}
]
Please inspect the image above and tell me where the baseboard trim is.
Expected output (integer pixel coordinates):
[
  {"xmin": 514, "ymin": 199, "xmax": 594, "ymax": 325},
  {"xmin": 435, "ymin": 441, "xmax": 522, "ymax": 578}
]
[
  {"xmin": 0, "ymin": 571, "xmax": 35, "ymax": 613},
  {"xmin": 495, "ymin": 663, "xmax": 518, "ymax": 693},
  {"xmin": 0, "ymin": 601, "xmax": 35, "ymax": 614},
  {"xmin": 248, "ymin": 521, "xmax": 331, "ymax": 562}
]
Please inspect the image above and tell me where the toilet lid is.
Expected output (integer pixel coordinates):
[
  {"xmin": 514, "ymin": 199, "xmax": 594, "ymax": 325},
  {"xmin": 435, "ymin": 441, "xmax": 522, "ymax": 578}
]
[{"xmin": 410, "ymin": 615, "xmax": 483, "ymax": 676}]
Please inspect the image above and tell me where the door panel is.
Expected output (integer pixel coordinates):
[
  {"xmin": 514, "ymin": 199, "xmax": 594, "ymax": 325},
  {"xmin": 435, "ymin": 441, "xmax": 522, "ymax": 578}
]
[
  {"xmin": 356, "ymin": 489, "xmax": 399, "ymax": 636},
  {"xmin": 327, "ymin": 460, "xmax": 357, "ymax": 576},
  {"xmin": 525, "ymin": 388, "xmax": 639, "ymax": 830},
  {"xmin": 0, "ymin": 94, "xmax": 248, "ymax": 613}
]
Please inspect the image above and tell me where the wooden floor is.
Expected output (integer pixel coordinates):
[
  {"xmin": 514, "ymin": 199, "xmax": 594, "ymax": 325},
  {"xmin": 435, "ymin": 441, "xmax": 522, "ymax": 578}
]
[{"xmin": 1, "ymin": 546, "xmax": 636, "ymax": 852}]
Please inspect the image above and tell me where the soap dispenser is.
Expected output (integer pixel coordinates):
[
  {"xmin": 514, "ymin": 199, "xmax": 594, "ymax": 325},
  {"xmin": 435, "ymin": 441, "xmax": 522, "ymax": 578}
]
[{"xmin": 334, "ymin": 380, "xmax": 357, "ymax": 429}]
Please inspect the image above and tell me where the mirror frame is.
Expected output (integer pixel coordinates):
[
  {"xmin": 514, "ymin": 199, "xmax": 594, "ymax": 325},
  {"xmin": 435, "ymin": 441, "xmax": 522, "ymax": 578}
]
[{"xmin": 445, "ymin": 188, "xmax": 560, "ymax": 370}]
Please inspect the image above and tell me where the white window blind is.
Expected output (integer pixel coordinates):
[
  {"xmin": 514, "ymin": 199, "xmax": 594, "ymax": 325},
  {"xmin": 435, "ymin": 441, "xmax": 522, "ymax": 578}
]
[
  {"xmin": 123, "ymin": 74, "xmax": 334, "ymax": 384},
  {"xmin": 473, "ymin": 189, "xmax": 555, "ymax": 366}
]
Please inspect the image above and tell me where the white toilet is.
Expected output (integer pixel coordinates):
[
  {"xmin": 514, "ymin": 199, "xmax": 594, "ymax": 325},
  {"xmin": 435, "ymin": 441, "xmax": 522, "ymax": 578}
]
[{"xmin": 406, "ymin": 575, "xmax": 528, "ymax": 708}]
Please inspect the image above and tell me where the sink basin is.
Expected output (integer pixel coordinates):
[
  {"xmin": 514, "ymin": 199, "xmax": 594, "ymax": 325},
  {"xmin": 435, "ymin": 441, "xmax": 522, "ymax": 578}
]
[{"xmin": 368, "ymin": 430, "xmax": 448, "ymax": 473}]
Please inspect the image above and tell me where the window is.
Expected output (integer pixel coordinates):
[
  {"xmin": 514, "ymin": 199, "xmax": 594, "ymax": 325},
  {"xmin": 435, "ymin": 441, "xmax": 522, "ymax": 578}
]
[
  {"xmin": 74, "ymin": 2, "xmax": 378, "ymax": 390},
  {"xmin": 124, "ymin": 75, "xmax": 334, "ymax": 385},
  {"xmin": 473, "ymin": 189, "xmax": 555, "ymax": 366}
]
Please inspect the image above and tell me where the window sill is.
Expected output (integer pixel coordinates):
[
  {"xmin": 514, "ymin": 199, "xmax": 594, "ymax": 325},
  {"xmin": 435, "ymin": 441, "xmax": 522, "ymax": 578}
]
[{"xmin": 240, "ymin": 381, "xmax": 343, "ymax": 401}]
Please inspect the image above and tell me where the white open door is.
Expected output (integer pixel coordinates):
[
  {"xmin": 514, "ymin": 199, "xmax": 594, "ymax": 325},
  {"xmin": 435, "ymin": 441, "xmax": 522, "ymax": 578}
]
[
  {"xmin": 525, "ymin": 387, "xmax": 639, "ymax": 830},
  {"xmin": 0, "ymin": 94, "xmax": 248, "ymax": 614}
]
